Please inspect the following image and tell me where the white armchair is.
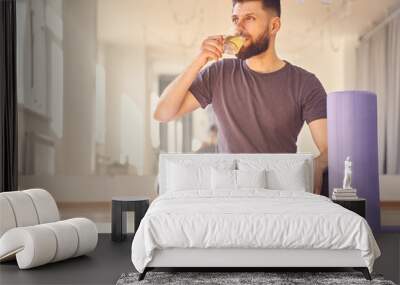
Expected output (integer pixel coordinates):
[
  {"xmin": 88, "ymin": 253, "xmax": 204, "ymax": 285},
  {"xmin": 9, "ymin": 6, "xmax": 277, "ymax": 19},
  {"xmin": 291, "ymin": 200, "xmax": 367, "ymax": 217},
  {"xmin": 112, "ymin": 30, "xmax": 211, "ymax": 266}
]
[{"xmin": 0, "ymin": 189, "xmax": 98, "ymax": 269}]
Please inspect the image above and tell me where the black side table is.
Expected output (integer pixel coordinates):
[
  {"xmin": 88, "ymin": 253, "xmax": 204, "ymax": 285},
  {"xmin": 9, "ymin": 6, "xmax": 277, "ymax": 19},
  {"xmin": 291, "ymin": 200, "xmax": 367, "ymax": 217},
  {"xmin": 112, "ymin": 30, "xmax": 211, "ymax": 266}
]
[
  {"xmin": 112, "ymin": 196, "xmax": 149, "ymax": 242},
  {"xmin": 332, "ymin": 198, "xmax": 366, "ymax": 218}
]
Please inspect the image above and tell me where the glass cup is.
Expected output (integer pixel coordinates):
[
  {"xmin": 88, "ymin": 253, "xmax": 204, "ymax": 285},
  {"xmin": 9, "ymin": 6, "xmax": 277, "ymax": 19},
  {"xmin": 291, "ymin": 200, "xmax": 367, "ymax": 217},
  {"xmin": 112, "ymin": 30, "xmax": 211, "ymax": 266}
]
[{"xmin": 223, "ymin": 35, "xmax": 246, "ymax": 56}]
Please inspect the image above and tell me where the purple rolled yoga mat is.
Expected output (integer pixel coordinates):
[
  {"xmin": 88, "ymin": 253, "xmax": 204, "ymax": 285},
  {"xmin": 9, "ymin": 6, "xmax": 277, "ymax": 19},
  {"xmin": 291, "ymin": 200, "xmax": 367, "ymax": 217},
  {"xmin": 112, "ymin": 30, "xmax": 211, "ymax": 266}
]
[{"xmin": 328, "ymin": 91, "xmax": 381, "ymax": 232}]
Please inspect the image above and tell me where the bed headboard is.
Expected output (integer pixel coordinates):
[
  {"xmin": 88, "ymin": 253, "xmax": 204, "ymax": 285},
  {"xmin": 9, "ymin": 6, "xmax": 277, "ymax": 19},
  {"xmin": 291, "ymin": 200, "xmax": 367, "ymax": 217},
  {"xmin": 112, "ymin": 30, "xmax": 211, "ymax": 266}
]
[{"xmin": 158, "ymin": 153, "xmax": 314, "ymax": 194}]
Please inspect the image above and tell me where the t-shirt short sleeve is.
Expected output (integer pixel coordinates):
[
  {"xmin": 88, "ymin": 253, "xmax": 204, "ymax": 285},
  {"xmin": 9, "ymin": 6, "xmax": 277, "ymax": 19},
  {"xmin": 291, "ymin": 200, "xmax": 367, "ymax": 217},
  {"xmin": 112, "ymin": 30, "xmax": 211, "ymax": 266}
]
[
  {"xmin": 189, "ymin": 63, "xmax": 216, "ymax": 109},
  {"xmin": 301, "ymin": 74, "xmax": 327, "ymax": 124}
]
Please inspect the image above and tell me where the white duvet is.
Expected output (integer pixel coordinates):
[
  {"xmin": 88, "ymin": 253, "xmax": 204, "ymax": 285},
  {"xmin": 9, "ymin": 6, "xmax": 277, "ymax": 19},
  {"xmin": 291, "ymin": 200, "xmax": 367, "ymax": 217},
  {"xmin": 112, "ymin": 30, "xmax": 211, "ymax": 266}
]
[{"xmin": 131, "ymin": 189, "xmax": 380, "ymax": 273}]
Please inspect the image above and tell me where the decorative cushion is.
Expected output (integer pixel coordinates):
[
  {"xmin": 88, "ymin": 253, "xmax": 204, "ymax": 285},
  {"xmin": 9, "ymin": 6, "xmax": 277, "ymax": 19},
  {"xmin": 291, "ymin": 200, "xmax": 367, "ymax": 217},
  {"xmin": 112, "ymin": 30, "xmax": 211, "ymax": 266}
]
[
  {"xmin": 238, "ymin": 159, "xmax": 310, "ymax": 191},
  {"xmin": 0, "ymin": 218, "xmax": 98, "ymax": 269},
  {"xmin": 0, "ymin": 196, "xmax": 17, "ymax": 237},
  {"xmin": 0, "ymin": 189, "xmax": 98, "ymax": 269},
  {"xmin": 167, "ymin": 162, "xmax": 210, "ymax": 191},
  {"xmin": 211, "ymin": 169, "xmax": 268, "ymax": 190},
  {"xmin": 1, "ymin": 192, "xmax": 39, "ymax": 227},
  {"xmin": 236, "ymin": 169, "xmax": 267, "ymax": 189},
  {"xmin": 266, "ymin": 161, "xmax": 308, "ymax": 191},
  {"xmin": 0, "ymin": 189, "xmax": 59, "ymax": 236},
  {"xmin": 64, "ymin": 218, "xmax": 98, "ymax": 257},
  {"xmin": 42, "ymin": 221, "xmax": 79, "ymax": 262},
  {"xmin": 24, "ymin": 189, "xmax": 60, "ymax": 223},
  {"xmin": 211, "ymin": 168, "xmax": 236, "ymax": 190},
  {"xmin": 167, "ymin": 159, "xmax": 235, "ymax": 191},
  {"xmin": 0, "ymin": 225, "xmax": 57, "ymax": 269}
]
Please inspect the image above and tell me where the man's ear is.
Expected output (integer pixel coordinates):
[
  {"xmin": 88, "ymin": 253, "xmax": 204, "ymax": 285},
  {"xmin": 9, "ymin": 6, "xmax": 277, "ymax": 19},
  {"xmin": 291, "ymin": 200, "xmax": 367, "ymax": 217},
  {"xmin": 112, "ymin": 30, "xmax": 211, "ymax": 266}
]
[{"xmin": 269, "ymin": 17, "xmax": 281, "ymax": 36}]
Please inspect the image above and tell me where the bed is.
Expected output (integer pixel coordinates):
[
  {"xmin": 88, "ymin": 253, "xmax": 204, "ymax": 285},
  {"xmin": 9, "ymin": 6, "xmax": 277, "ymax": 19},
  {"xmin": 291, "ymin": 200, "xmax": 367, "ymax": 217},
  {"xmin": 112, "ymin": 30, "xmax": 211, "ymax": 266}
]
[{"xmin": 131, "ymin": 153, "xmax": 381, "ymax": 281}]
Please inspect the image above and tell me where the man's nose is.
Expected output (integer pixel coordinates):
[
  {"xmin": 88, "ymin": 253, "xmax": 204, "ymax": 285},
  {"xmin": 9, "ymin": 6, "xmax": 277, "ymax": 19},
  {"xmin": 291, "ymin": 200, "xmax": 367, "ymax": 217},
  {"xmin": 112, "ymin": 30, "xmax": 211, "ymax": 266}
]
[
  {"xmin": 234, "ymin": 26, "xmax": 245, "ymax": 36},
  {"xmin": 234, "ymin": 21, "xmax": 246, "ymax": 35}
]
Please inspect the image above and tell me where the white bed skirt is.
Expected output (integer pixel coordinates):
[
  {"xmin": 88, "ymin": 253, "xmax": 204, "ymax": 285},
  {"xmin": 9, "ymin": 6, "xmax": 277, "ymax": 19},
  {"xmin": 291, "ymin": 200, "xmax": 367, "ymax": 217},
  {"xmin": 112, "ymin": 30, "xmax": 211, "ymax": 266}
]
[{"xmin": 148, "ymin": 248, "xmax": 366, "ymax": 268}]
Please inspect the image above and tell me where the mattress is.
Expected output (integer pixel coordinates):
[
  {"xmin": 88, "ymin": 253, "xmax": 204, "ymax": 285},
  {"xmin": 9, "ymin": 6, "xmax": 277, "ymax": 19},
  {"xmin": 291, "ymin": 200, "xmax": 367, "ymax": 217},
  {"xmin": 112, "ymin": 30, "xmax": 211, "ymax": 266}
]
[{"xmin": 131, "ymin": 189, "xmax": 380, "ymax": 273}]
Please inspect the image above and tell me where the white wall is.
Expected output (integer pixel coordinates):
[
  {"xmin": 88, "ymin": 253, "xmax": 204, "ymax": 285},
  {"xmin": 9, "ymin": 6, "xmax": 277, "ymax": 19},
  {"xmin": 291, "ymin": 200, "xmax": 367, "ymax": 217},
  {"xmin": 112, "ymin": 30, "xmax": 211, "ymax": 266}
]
[
  {"xmin": 103, "ymin": 44, "xmax": 147, "ymax": 174},
  {"xmin": 380, "ymin": 176, "xmax": 400, "ymax": 201},
  {"xmin": 19, "ymin": 175, "xmax": 157, "ymax": 202},
  {"xmin": 60, "ymin": 0, "xmax": 97, "ymax": 175}
]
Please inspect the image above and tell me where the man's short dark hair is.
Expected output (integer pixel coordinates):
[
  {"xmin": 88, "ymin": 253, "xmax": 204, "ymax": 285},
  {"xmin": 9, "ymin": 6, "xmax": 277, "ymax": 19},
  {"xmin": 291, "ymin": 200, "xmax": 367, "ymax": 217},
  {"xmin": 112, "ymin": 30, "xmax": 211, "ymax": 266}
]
[{"xmin": 232, "ymin": 0, "xmax": 281, "ymax": 17}]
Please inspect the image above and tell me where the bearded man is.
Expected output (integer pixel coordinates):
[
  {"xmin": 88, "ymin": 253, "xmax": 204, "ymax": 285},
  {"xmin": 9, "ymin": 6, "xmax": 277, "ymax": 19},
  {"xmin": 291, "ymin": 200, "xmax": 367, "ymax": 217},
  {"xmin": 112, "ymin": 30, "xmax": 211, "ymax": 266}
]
[{"xmin": 153, "ymin": 0, "xmax": 328, "ymax": 194}]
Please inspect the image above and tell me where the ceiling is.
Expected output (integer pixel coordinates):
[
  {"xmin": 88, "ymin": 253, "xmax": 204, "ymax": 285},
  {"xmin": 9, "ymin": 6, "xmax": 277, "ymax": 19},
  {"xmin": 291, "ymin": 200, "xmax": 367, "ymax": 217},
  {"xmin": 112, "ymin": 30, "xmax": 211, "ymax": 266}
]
[{"xmin": 97, "ymin": 0, "xmax": 400, "ymax": 53}]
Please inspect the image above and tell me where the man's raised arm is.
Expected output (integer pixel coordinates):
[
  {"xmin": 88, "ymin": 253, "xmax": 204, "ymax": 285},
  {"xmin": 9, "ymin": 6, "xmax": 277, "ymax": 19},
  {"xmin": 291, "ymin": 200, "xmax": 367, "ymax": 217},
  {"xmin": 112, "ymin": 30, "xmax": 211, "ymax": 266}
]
[{"xmin": 153, "ymin": 36, "xmax": 224, "ymax": 123}]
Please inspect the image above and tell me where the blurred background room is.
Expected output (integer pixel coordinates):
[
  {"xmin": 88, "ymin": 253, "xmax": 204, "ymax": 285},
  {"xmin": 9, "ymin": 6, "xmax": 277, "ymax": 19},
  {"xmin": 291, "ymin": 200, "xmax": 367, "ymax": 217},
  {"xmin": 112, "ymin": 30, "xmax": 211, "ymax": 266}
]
[{"xmin": 15, "ymin": 0, "xmax": 400, "ymax": 232}]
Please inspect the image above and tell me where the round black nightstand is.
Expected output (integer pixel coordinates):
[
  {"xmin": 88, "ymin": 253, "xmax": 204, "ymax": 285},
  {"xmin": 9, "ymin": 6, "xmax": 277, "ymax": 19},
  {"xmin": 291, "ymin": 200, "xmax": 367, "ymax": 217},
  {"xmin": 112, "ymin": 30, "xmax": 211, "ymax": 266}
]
[
  {"xmin": 332, "ymin": 198, "xmax": 366, "ymax": 218},
  {"xmin": 111, "ymin": 196, "xmax": 149, "ymax": 242}
]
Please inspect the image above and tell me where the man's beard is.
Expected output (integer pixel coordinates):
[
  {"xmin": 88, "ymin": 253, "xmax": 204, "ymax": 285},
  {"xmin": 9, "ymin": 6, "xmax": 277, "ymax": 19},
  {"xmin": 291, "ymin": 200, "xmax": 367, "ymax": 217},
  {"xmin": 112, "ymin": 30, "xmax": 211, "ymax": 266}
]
[{"xmin": 236, "ymin": 31, "xmax": 270, "ymax": 60}]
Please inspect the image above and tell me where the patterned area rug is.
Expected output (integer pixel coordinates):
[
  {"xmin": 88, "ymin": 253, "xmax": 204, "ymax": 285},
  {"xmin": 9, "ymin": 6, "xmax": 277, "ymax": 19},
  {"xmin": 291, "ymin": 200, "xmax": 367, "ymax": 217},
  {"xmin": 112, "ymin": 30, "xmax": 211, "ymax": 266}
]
[{"xmin": 116, "ymin": 271, "xmax": 396, "ymax": 285}]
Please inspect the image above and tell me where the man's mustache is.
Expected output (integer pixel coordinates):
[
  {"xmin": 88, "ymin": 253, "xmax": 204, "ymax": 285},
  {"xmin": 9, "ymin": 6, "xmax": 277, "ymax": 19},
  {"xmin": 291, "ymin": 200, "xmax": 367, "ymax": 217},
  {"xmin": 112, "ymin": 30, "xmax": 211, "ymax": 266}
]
[{"xmin": 234, "ymin": 31, "xmax": 250, "ymax": 38}]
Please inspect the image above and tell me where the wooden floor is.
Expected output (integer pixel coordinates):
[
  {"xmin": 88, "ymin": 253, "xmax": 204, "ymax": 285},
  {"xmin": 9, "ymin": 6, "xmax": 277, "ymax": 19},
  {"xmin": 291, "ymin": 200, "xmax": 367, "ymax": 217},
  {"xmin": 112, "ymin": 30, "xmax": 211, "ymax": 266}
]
[{"xmin": 380, "ymin": 202, "xmax": 400, "ymax": 226}]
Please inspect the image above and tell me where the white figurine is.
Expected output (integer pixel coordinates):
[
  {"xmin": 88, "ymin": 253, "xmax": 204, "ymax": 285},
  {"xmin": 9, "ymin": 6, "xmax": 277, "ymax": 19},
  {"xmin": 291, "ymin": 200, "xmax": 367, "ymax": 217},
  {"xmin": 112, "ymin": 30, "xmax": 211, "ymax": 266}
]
[{"xmin": 342, "ymin": 156, "xmax": 352, "ymax": 189}]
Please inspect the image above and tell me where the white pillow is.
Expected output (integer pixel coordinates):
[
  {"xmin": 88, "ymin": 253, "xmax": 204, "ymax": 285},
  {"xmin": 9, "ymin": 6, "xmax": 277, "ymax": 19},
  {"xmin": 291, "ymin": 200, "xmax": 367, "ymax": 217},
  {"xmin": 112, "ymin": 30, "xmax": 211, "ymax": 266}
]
[
  {"xmin": 167, "ymin": 162, "xmax": 210, "ymax": 191},
  {"xmin": 236, "ymin": 169, "xmax": 267, "ymax": 188},
  {"xmin": 238, "ymin": 159, "xmax": 310, "ymax": 191},
  {"xmin": 211, "ymin": 168, "xmax": 236, "ymax": 190},
  {"xmin": 266, "ymin": 162, "xmax": 308, "ymax": 191},
  {"xmin": 166, "ymin": 159, "xmax": 235, "ymax": 191},
  {"xmin": 211, "ymin": 169, "xmax": 267, "ymax": 190}
]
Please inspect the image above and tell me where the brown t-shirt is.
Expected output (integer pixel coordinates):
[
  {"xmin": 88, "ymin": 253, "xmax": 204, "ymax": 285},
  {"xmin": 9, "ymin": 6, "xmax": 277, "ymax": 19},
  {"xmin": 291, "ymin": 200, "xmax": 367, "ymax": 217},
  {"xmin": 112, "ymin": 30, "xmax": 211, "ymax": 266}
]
[{"xmin": 189, "ymin": 59, "xmax": 327, "ymax": 153}]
